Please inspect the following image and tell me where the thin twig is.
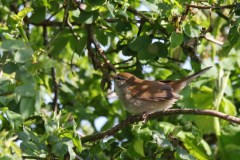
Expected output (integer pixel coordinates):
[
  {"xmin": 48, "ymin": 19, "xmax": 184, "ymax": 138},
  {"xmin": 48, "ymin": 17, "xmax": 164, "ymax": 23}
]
[
  {"xmin": 184, "ymin": 3, "xmax": 236, "ymax": 9},
  {"xmin": 0, "ymin": 91, "xmax": 14, "ymax": 96},
  {"xmin": 47, "ymin": 6, "xmax": 63, "ymax": 21},
  {"xmin": 44, "ymin": 0, "xmax": 69, "ymax": 51},
  {"xmin": 38, "ymin": 71, "xmax": 52, "ymax": 75},
  {"xmin": 67, "ymin": 11, "xmax": 80, "ymax": 41},
  {"xmin": 86, "ymin": 24, "xmax": 117, "ymax": 73},
  {"xmin": 137, "ymin": 19, "xmax": 145, "ymax": 36},
  {"xmin": 167, "ymin": 57, "xmax": 184, "ymax": 63},
  {"xmin": 204, "ymin": 36, "xmax": 223, "ymax": 46},
  {"xmin": 139, "ymin": 149, "xmax": 165, "ymax": 160},
  {"xmin": 30, "ymin": 21, "xmax": 82, "ymax": 26},
  {"xmin": 81, "ymin": 109, "xmax": 240, "ymax": 143},
  {"xmin": 51, "ymin": 67, "xmax": 59, "ymax": 115},
  {"xmin": 104, "ymin": 18, "xmax": 142, "ymax": 23},
  {"xmin": 125, "ymin": 6, "xmax": 169, "ymax": 36},
  {"xmin": 0, "ymin": 51, "xmax": 11, "ymax": 79},
  {"xmin": 22, "ymin": 156, "xmax": 57, "ymax": 160},
  {"xmin": 114, "ymin": 57, "xmax": 134, "ymax": 65},
  {"xmin": 105, "ymin": 49, "xmax": 117, "ymax": 55},
  {"xmin": 116, "ymin": 64, "xmax": 136, "ymax": 69}
]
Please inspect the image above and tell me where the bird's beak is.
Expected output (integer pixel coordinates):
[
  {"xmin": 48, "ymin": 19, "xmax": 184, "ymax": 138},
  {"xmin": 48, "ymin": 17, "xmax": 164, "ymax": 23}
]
[{"xmin": 108, "ymin": 75, "xmax": 114, "ymax": 79}]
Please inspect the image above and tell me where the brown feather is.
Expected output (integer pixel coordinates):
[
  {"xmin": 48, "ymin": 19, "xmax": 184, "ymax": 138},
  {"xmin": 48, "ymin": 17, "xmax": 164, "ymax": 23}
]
[{"xmin": 127, "ymin": 78, "xmax": 179, "ymax": 101}]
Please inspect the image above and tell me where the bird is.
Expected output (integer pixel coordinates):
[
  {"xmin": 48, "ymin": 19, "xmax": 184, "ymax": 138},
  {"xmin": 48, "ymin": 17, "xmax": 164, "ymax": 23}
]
[{"xmin": 109, "ymin": 66, "xmax": 212, "ymax": 121}]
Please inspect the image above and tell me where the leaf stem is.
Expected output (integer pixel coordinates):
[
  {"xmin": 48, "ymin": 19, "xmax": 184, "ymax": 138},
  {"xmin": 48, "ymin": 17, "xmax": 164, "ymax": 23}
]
[{"xmin": 18, "ymin": 26, "xmax": 29, "ymax": 43}]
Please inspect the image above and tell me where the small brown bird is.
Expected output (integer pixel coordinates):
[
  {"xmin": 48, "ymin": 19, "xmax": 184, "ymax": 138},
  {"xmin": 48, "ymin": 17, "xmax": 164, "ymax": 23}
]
[{"xmin": 109, "ymin": 66, "xmax": 212, "ymax": 119}]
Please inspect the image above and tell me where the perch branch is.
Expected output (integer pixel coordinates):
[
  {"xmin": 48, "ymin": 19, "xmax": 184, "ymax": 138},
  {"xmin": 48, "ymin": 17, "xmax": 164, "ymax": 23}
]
[{"xmin": 81, "ymin": 109, "xmax": 240, "ymax": 143}]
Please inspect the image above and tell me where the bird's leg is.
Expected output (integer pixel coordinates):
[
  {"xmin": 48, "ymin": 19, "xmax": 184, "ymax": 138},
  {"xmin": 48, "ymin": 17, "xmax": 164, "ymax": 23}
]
[{"xmin": 141, "ymin": 111, "xmax": 150, "ymax": 124}]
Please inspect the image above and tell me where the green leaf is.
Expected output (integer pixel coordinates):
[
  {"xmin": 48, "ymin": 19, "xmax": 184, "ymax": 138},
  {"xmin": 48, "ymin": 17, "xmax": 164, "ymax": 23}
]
[
  {"xmin": 177, "ymin": 145, "xmax": 189, "ymax": 160},
  {"xmin": 72, "ymin": 134, "xmax": 82, "ymax": 153},
  {"xmin": 181, "ymin": 136, "xmax": 211, "ymax": 160},
  {"xmin": 47, "ymin": 135, "xmax": 60, "ymax": 143},
  {"xmin": 192, "ymin": 126, "xmax": 202, "ymax": 145},
  {"xmin": 3, "ymin": 62, "xmax": 19, "ymax": 74},
  {"xmin": 0, "ymin": 114, "xmax": 9, "ymax": 129},
  {"xmin": 50, "ymin": 37, "xmax": 69, "ymax": 56},
  {"xmin": 39, "ymin": 133, "xmax": 49, "ymax": 145},
  {"xmin": 138, "ymin": 42, "xmax": 168, "ymax": 60},
  {"xmin": 17, "ymin": 7, "xmax": 33, "ymax": 19},
  {"xmin": 170, "ymin": 33, "xmax": 183, "ymax": 48},
  {"xmin": 152, "ymin": 133, "xmax": 173, "ymax": 150},
  {"xmin": 122, "ymin": 45, "xmax": 137, "ymax": 56},
  {"xmin": 15, "ymin": 84, "xmax": 36, "ymax": 97},
  {"xmin": 23, "ymin": 127, "xmax": 39, "ymax": 143},
  {"xmin": 68, "ymin": 146, "xmax": 76, "ymax": 160},
  {"xmin": 29, "ymin": 7, "xmax": 46, "ymax": 23},
  {"xmin": 0, "ymin": 156, "xmax": 15, "ymax": 160},
  {"xmin": 17, "ymin": 131, "xmax": 29, "ymax": 141},
  {"xmin": 35, "ymin": 91, "xmax": 41, "ymax": 114},
  {"xmin": 23, "ymin": 119, "xmax": 36, "ymax": 127},
  {"xmin": 116, "ymin": 21, "xmax": 132, "ymax": 32},
  {"xmin": 79, "ymin": 10, "xmax": 99, "ymax": 24},
  {"xmin": 60, "ymin": 113, "xmax": 71, "ymax": 124},
  {"xmin": 20, "ymin": 141, "xmax": 38, "ymax": 151},
  {"xmin": 100, "ymin": 117, "xmax": 115, "ymax": 132},
  {"xmin": 44, "ymin": 120, "xmax": 58, "ymax": 134},
  {"xmin": 95, "ymin": 31, "xmax": 110, "ymax": 46},
  {"xmin": 172, "ymin": 124, "xmax": 183, "ymax": 138},
  {"xmin": 182, "ymin": 21, "xmax": 201, "ymax": 38},
  {"xmin": 5, "ymin": 110, "xmax": 23, "ymax": 129},
  {"xmin": 0, "ymin": 39, "xmax": 26, "ymax": 50},
  {"xmin": 138, "ymin": 127, "xmax": 152, "ymax": 141},
  {"xmin": 21, "ymin": 71, "xmax": 35, "ymax": 85},
  {"xmin": 22, "ymin": 149, "xmax": 38, "ymax": 157},
  {"xmin": 106, "ymin": 1, "xmax": 115, "ymax": 18},
  {"xmin": 127, "ymin": 138, "xmax": 145, "ymax": 158},
  {"xmin": 142, "ymin": 1, "xmax": 158, "ymax": 12},
  {"xmin": 237, "ymin": 3, "xmax": 240, "ymax": 9},
  {"xmin": 76, "ymin": 35, "xmax": 87, "ymax": 56},
  {"xmin": 14, "ymin": 48, "xmax": 32, "ymax": 63},
  {"xmin": 62, "ymin": 137, "xmax": 74, "ymax": 148},
  {"xmin": 88, "ymin": 0, "xmax": 106, "ymax": 6},
  {"xmin": 90, "ymin": 143, "xmax": 102, "ymax": 155},
  {"xmin": 128, "ymin": 36, "xmax": 152, "ymax": 52},
  {"xmin": 53, "ymin": 142, "xmax": 68, "ymax": 157},
  {"xmin": 219, "ymin": 27, "xmax": 239, "ymax": 57},
  {"xmin": 20, "ymin": 97, "xmax": 35, "ymax": 119}
]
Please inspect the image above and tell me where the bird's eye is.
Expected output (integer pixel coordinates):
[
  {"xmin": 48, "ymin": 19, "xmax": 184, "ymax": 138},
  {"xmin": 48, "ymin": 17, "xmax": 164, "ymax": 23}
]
[{"xmin": 116, "ymin": 77, "xmax": 121, "ymax": 80}]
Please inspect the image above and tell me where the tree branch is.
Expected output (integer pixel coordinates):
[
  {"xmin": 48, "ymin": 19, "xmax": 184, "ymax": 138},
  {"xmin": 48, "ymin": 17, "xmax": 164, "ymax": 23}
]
[
  {"xmin": 86, "ymin": 24, "xmax": 117, "ymax": 73},
  {"xmin": 81, "ymin": 109, "xmax": 240, "ymax": 143},
  {"xmin": 184, "ymin": 3, "xmax": 236, "ymax": 9},
  {"xmin": 204, "ymin": 35, "xmax": 223, "ymax": 46},
  {"xmin": 67, "ymin": 11, "xmax": 80, "ymax": 41},
  {"xmin": 51, "ymin": 67, "xmax": 59, "ymax": 115},
  {"xmin": 125, "ymin": 6, "xmax": 169, "ymax": 36}
]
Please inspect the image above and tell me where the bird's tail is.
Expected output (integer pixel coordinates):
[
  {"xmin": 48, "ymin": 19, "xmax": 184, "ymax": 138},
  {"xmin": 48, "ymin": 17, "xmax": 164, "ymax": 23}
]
[
  {"xmin": 170, "ymin": 66, "xmax": 212, "ymax": 93},
  {"xmin": 183, "ymin": 66, "xmax": 212, "ymax": 85}
]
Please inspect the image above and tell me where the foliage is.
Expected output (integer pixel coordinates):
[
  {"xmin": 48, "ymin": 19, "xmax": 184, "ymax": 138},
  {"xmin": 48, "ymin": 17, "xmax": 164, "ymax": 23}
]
[{"xmin": 0, "ymin": 0, "xmax": 240, "ymax": 159}]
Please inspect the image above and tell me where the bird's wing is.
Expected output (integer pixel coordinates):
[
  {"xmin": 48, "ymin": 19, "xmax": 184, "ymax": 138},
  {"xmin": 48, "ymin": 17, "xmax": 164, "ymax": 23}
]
[{"xmin": 129, "ymin": 80, "xmax": 179, "ymax": 101}]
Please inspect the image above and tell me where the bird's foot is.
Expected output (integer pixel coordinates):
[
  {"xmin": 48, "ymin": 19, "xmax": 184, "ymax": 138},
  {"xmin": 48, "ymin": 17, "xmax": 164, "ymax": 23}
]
[{"xmin": 141, "ymin": 111, "xmax": 150, "ymax": 124}]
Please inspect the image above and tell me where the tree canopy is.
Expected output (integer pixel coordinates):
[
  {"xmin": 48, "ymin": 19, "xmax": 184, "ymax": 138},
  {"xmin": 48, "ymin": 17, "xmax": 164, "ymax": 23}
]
[{"xmin": 0, "ymin": 0, "xmax": 240, "ymax": 159}]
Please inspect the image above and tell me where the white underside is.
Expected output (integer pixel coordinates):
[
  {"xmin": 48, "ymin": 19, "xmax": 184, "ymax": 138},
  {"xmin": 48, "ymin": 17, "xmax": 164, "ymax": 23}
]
[{"xmin": 115, "ymin": 84, "xmax": 178, "ymax": 115}]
